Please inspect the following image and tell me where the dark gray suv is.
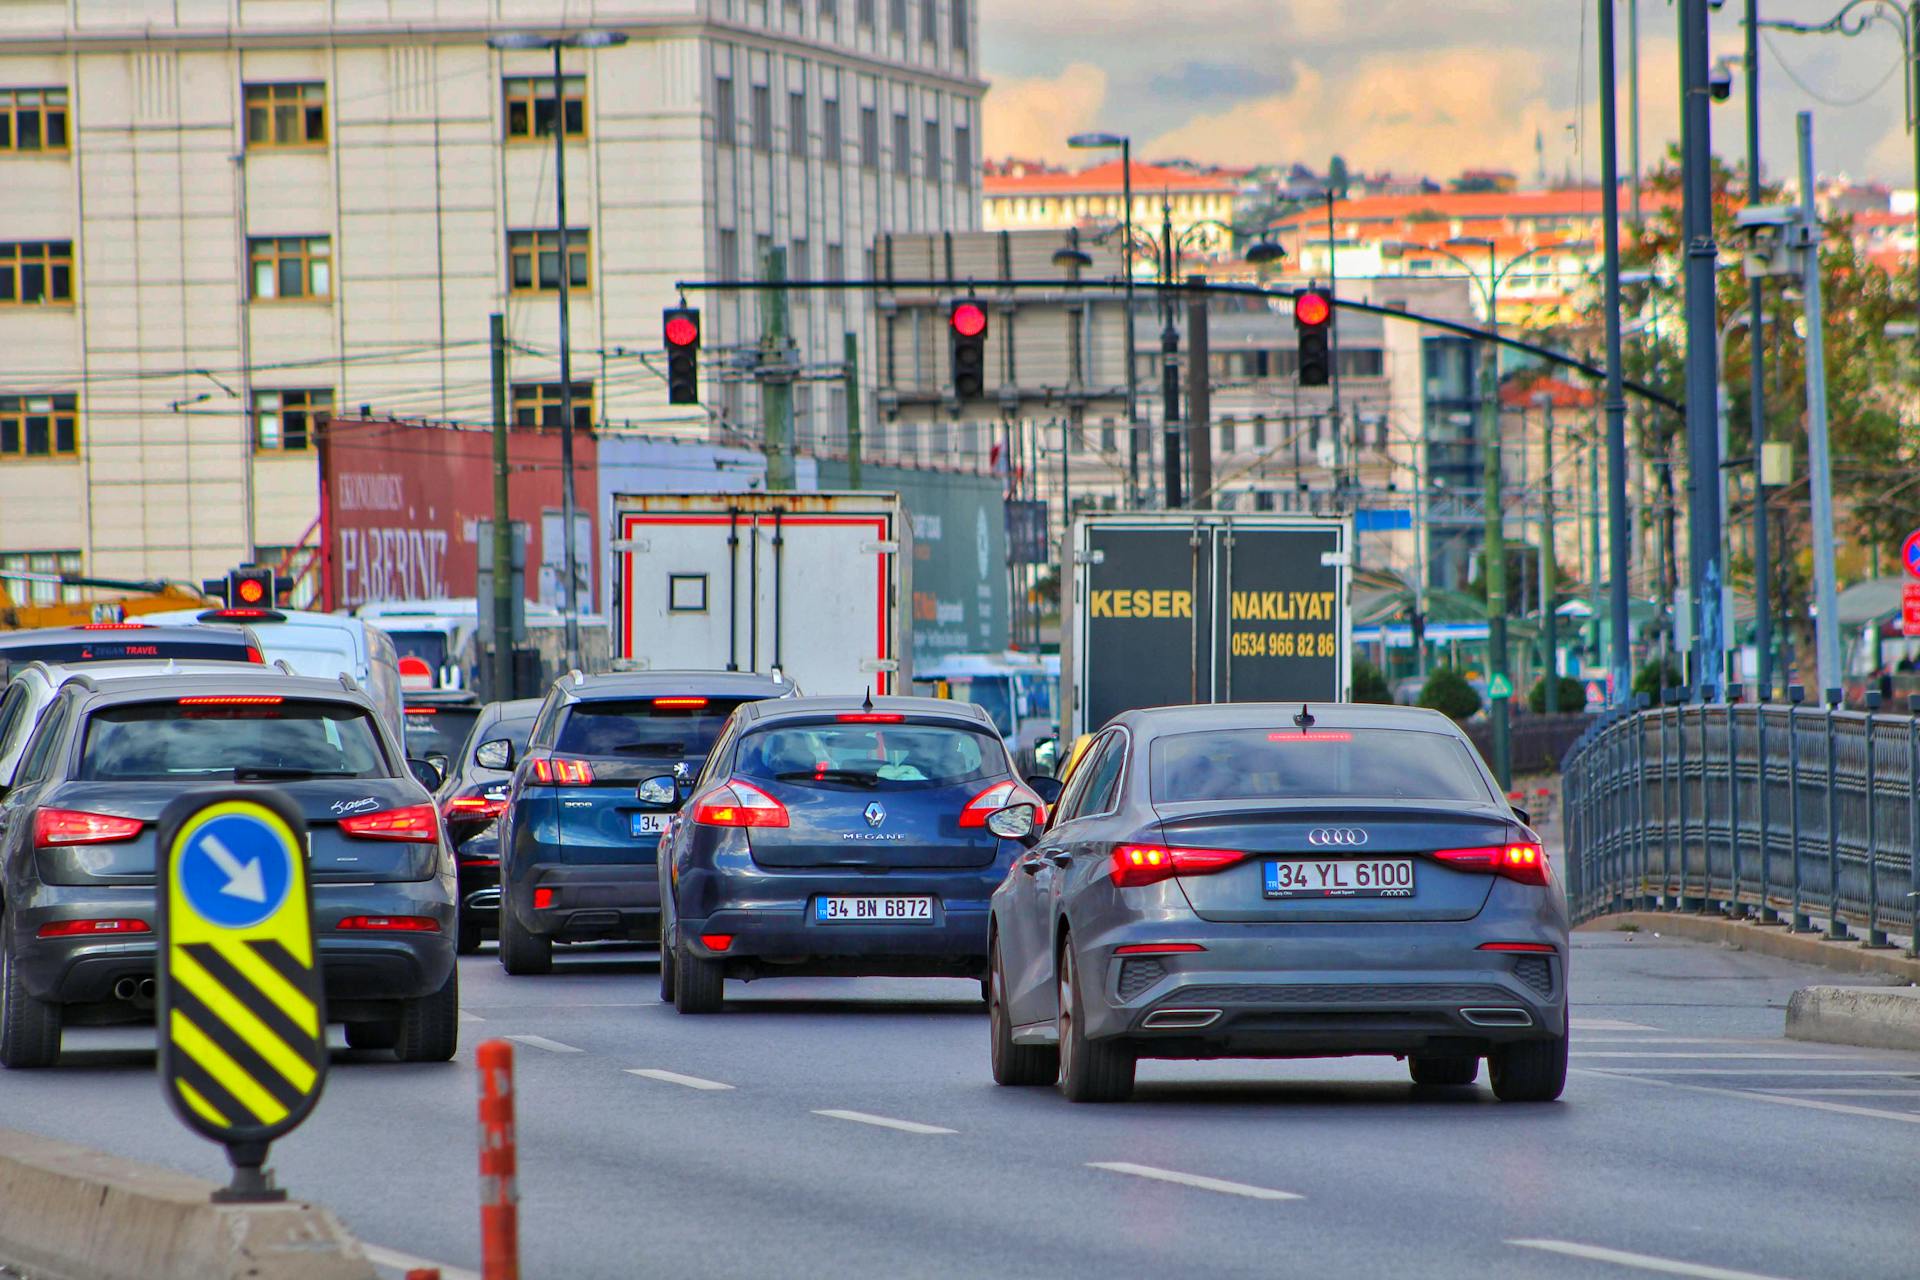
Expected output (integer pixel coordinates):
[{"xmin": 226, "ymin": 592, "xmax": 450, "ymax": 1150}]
[{"xmin": 0, "ymin": 670, "xmax": 458, "ymax": 1068}]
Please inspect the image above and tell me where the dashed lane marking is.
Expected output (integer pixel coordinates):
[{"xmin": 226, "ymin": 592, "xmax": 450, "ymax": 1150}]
[
  {"xmin": 1087, "ymin": 1162, "xmax": 1303, "ymax": 1201},
  {"xmin": 1754, "ymin": 1088, "xmax": 1920, "ymax": 1097},
  {"xmin": 457, "ymin": 1011, "xmax": 485, "ymax": 1023},
  {"xmin": 1577, "ymin": 1067, "xmax": 1919, "ymax": 1076},
  {"xmin": 504, "ymin": 1034, "xmax": 584, "ymax": 1054},
  {"xmin": 1508, "ymin": 1238, "xmax": 1801, "ymax": 1280},
  {"xmin": 1573, "ymin": 1052, "xmax": 1895, "ymax": 1060},
  {"xmin": 1571, "ymin": 1018, "xmax": 1657, "ymax": 1031},
  {"xmin": 811, "ymin": 1109, "xmax": 955, "ymax": 1135},
  {"xmin": 625, "ymin": 1068, "xmax": 735, "ymax": 1091},
  {"xmin": 362, "ymin": 1243, "xmax": 481, "ymax": 1280},
  {"xmin": 1574, "ymin": 1069, "xmax": 1920, "ymax": 1124}
]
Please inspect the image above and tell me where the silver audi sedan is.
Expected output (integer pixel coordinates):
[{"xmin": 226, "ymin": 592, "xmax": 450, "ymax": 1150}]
[{"xmin": 985, "ymin": 702, "xmax": 1569, "ymax": 1103}]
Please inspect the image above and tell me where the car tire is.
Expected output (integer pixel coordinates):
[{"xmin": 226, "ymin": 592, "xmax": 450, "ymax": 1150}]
[
  {"xmin": 0, "ymin": 914, "xmax": 61, "ymax": 1070},
  {"xmin": 672, "ymin": 939, "xmax": 724, "ymax": 1015},
  {"xmin": 1488, "ymin": 1032, "xmax": 1568, "ymax": 1102},
  {"xmin": 345, "ymin": 1020, "xmax": 400, "ymax": 1051},
  {"xmin": 657, "ymin": 916, "xmax": 677, "ymax": 1003},
  {"xmin": 394, "ymin": 968, "xmax": 460, "ymax": 1063},
  {"xmin": 456, "ymin": 909, "xmax": 484, "ymax": 956},
  {"xmin": 1409, "ymin": 1054, "xmax": 1479, "ymax": 1087},
  {"xmin": 1056, "ymin": 938, "xmax": 1133, "ymax": 1103},
  {"xmin": 498, "ymin": 911, "xmax": 552, "ymax": 976},
  {"xmin": 989, "ymin": 939, "xmax": 1056, "ymax": 1087}
]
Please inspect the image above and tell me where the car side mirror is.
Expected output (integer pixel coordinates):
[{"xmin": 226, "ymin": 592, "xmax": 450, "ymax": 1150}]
[
  {"xmin": 636, "ymin": 775, "xmax": 677, "ymax": 809},
  {"xmin": 475, "ymin": 738, "xmax": 514, "ymax": 771},
  {"xmin": 986, "ymin": 803, "xmax": 1042, "ymax": 847},
  {"xmin": 407, "ymin": 756, "xmax": 445, "ymax": 791},
  {"xmin": 1024, "ymin": 774, "xmax": 1064, "ymax": 807},
  {"xmin": 426, "ymin": 752, "xmax": 450, "ymax": 779}
]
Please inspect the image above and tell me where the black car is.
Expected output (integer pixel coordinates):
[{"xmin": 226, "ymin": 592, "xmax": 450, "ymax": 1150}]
[
  {"xmin": 491, "ymin": 671, "xmax": 795, "ymax": 975},
  {"xmin": 0, "ymin": 670, "xmax": 458, "ymax": 1068},
  {"xmin": 657, "ymin": 694, "xmax": 1059, "ymax": 1013},
  {"xmin": 0, "ymin": 622, "xmax": 265, "ymax": 670},
  {"xmin": 435, "ymin": 697, "xmax": 542, "ymax": 953},
  {"xmin": 402, "ymin": 688, "xmax": 483, "ymax": 779}
]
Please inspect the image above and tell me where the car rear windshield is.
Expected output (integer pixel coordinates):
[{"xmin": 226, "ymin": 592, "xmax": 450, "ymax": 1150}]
[
  {"xmin": 554, "ymin": 698, "xmax": 756, "ymax": 760},
  {"xmin": 80, "ymin": 699, "xmax": 389, "ymax": 781},
  {"xmin": 404, "ymin": 706, "xmax": 481, "ymax": 761},
  {"xmin": 1150, "ymin": 728, "xmax": 1493, "ymax": 805},
  {"xmin": 735, "ymin": 720, "xmax": 1004, "ymax": 790},
  {"xmin": 0, "ymin": 638, "xmax": 252, "ymax": 664}
]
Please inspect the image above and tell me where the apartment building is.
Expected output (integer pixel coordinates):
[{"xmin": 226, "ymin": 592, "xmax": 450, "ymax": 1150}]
[
  {"xmin": 983, "ymin": 159, "xmax": 1253, "ymax": 262},
  {"xmin": 0, "ymin": 0, "xmax": 983, "ymax": 594}
]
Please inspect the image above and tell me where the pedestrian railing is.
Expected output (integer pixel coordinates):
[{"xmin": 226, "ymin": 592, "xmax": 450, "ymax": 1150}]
[{"xmin": 1560, "ymin": 690, "xmax": 1920, "ymax": 951}]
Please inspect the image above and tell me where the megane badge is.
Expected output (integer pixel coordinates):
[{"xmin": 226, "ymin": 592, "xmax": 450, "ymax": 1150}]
[
  {"xmin": 864, "ymin": 802, "xmax": 887, "ymax": 829},
  {"xmin": 1307, "ymin": 827, "xmax": 1368, "ymax": 846}
]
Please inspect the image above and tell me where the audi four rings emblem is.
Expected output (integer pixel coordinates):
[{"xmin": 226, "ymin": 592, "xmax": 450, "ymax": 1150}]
[{"xmin": 1307, "ymin": 828, "xmax": 1369, "ymax": 846}]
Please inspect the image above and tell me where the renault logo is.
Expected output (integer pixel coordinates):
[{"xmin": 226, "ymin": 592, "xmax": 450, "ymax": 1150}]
[
  {"xmin": 1307, "ymin": 828, "xmax": 1368, "ymax": 846},
  {"xmin": 864, "ymin": 802, "xmax": 887, "ymax": 829}
]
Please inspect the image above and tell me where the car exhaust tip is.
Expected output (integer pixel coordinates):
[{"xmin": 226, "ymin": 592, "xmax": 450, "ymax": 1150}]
[
  {"xmin": 1142, "ymin": 1008, "xmax": 1222, "ymax": 1030},
  {"xmin": 137, "ymin": 977, "xmax": 156, "ymax": 1000},
  {"xmin": 112, "ymin": 978, "xmax": 138, "ymax": 1001},
  {"xmin": 1459, "ymin": 1007, "xmax": 1533, "ymax": 1028}
]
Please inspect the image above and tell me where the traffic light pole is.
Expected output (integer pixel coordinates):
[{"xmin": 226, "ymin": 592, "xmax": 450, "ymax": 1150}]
[
  {"xmin": 1679, "ymin": 0, "xmax": 1725, "ymax": 700},
  {"xmin": 843, "ymin": 331, "xmax": 862, "ymax": 490},
  {"xmin": 1186, "ymin": 275, "xmax": 1211, "ymax": 510},
  {"xmin": 490, "ymin": 313, "xmax": 514, "ymax": 702},
  {"xmin": 1159, "ymin": 204, "xmax": 1182, "ymax": 508},
  {"xmin": 761, "ymin": 247, "xmax": 795, "ymax": 492},
  {"xmin": 551, "ymin": 41, "xmax": 581, "ymax": 671},
  {"xmin": 1481, "ymin": 269, "xmax": 1511, "ymax": 788}
]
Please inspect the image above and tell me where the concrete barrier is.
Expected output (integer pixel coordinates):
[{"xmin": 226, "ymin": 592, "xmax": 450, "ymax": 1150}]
[
  {"xmin": 1786, "ymin": 985, "xmax": 1920, "ymax": 1053},
  {"xmin": 0, "ymin": 1129, "xmax": 375, "ymax": 1280}
]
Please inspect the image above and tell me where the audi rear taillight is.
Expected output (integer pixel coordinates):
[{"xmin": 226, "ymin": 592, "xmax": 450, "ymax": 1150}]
[
  {"xmin": 339, "ymin": 804, "xmax": 438, "ymax": 842},
  {"xmin": 530, "ymin": 757, "xmax": 595, "ymax": 785},
  {"xmin": 337, "ymin": 915, "xmax": 440, "ymax": 932},
  {"xmin": 34, "ymin": 808, "xmax": 144, "ymax": 847},
  {"xmin": 690, "ymin": 780, "xmax": 790, "ymax": 828},
  {"xmin": 37, "ymin": 918, "xmax": 150, "ymax": 938},
  {"xmin": 1432, "ymin": 842, "xmax": 1549, "ymax": 886},
  {"xmin": 959, "ymin": 780, "xmax": 1049, "ymax": 829},
  {"xmin": 1109, "ymin": 844, "xmax": 1248, "ymax": 888},
  {"xmin": 1113, "ymin": 942, "xmax": 1206, "ymax": 955}
]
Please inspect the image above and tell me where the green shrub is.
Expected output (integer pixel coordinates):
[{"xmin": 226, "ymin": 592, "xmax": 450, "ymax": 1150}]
[
  {"xmin": 1528, "ymin": 675, "xmax": 1587, "ymax": 714},
  {"xmin": 1632, "ymin": 659, "xmax": 1682, "ymax": 700},
  {"xmin": 1351, "ymin": 658, "xmax": 1393, "ymax": 704},
  {"xmin": 1418, "ymin": 668, "xmax": 1482, "ymax": 721}
]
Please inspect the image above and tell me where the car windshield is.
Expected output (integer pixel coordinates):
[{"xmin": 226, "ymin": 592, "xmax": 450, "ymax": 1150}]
[
  {"xmin": 555, "ymin": 698, "xmax": 754, "ymax": 759},
  {"xmin": 1150, "ymin": 728, "xmax": 1493, "ymax": 804},
  {"xmin": 943, "ymin": 676, "xmax": 1015, "ymax": 735},
  {"xmin": 404, "ymin": 705, "xmax": 481, "ymax": 761},
  {"xmin": 386, "ymin": 630, "xmax": 449, "ymax": 672},
  {"xmin": 80, "ymin": 699, "xmax": 389, "ymax": 781},
  {"xmin": 735, "ymin": 720, "xmax": 1003, "ymax": 790}
]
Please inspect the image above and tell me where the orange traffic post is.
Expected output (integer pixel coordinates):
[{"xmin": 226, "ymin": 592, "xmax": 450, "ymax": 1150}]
[{"xmin": 476, "ymin": 1039, "xmax": 520, "ymax": 1280}]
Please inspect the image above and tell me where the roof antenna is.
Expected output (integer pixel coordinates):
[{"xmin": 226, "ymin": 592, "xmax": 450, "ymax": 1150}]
[
  {"xmin": 1294, "ymin": 704, "xmax": 1315, "ymax": 731},
  {"xmin": 862, "ymin": 687, "xmax": 874, "ymax": 713}
]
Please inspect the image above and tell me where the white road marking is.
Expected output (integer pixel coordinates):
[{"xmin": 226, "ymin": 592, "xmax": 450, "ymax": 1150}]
[
  {"xmin": 1577, "ymin": 1067, "xmax": 1918, "ymax": 1076},
  {"xmin": 1087, "ymin": 1162, "xmax": 1302, "ymax": 1201},
  {"xmin": 625, "ymin": 1068, "xmax": 734, "ymax": 1091},
  {"xmin": 812, "ymin": 1109, "xmax": 955, "ymax": 1135},
  {"xmin": 1571, "ymin": 1018, "xmax": 1657, "ymax": 1031},
  {"xmin": 1574, "ymin": 1069, "xmax": 1920, "ymax": 1125},
  {"xmin": 1573, "ymin": 1052, "xmax": 1883, "ymax": 1060},
  {"xmin": 505, "ymin": 1034, "xmax": 584, "ymax": 1054},
  {"xmin": 362, "ymin": 1243, "xmax": 481, "ymax": 1280},
  {"xmin": 1754, "ymin": 1088, "xmax": 1920, "ymax": 1097},
  {"xmin": 1508, "ymin": 1239, "xmax": 1800, "ymax": 1280},
  {"xmin": 457, "ymin": 1011, "xmax": 486, "ymax": 1023}
]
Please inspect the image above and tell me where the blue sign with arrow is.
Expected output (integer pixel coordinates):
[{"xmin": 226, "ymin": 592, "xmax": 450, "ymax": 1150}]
[{"xmin": 175, "ymin": 811, "xmax": 296, "ymax": 931}]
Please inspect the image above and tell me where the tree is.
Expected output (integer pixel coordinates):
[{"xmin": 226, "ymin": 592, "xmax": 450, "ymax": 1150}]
[
  {"xmin": 1327, "ymin": 155, "xmax": 1351, "ymax": 199},
  {"xmin": 1351, "ymin": 658, "xmax": 1393, "ymax": 704},
  {"xmin": 1419, "ymin": 668, "xmax": 1482, "ymax": 721},
  {"xmin": 1528, "ymin": 675, "xmax": 1586, "ymax": 715}
]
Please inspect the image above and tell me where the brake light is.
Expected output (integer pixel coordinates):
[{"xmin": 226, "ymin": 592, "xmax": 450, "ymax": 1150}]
[
  {"xmin": 530, "ymin": 757, "xmax": 595, "ymax": 785},
  {"xmin": 837, "ymin": 713, "xmax": 904, "ymax": 723},
  {"xmin": 1109, "ymin": 844, "xmax": 1248, "ymax": 888},
  {"xmin": 1265, "ymin": 731, "xmax": 1354, "ymax": 742},
  {"xmin": 959, "ymin": 781, "xmax": 1050, "ymax": 829},
  {"xmin": 79, "ymin": 622, "xmax": 148, "ymax": 630},
  {"xmin": 179, "ymin": 695, "xmax": 283, "ymax": 706},
  {"xmin": 690, "ymin": 780, "xmax": 790, "ymax": 828},
  {"xmin": 1432, "ymin": 842, "xmax": 1549, "ymax": 886},
  {"xmin": 405, "ymin": 706, "xmax": 438, "ymax": 716},
  {"xmin": 445, "ymin": 795, "xmax": 506, "ymax": 819},
  {"xmin": 337, "ymin": 915, "xmax": 440, "ymax": 932},
  {"xmin": 654, "ymin": 697, "xmax": 709, "ymax": 709},
  {"xmin": 245, "ymin": 646, "xmax": 265, "ymax": 664},
  {"xmin": 338, "ymin": 804, "xmax": 438, "ymax": 842},
  {"xmin": 37, "ymin": 918, "xmax": 151, "ymax": 938},
  {"xmin": 699, "ymin": 933, "xmax": 735, "ymax": 952},
  {"xmin": 533, "ymin": 888, "xmax": 556, "ymax": 909},
  {"xmin": 200, "ymin": 608, "xmax": 282, "ymax": 622},
  {"xmin": 1113, "ymin": 942, "xmax": 1206, "ymax": 955},
  {"xmin": 34, "ymin": 808, "xmax": 144, "ymax": 847},
  {"xmin": 1478, "ymin": 942, "xmax": 1557, "ymax": 953}
]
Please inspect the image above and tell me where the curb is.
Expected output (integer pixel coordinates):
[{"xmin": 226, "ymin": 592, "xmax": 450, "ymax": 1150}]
[
  {"xmin": 0, "ymin": 1129, "xmax": 375, "ymax": 1280},
  {"xmin": 1575, "ymin": 910, "xmax": 1920, "ymax": 983},
  {"xmin": 1786, "ymin": 986, "xmax": 1920, "ymax": 1053}
]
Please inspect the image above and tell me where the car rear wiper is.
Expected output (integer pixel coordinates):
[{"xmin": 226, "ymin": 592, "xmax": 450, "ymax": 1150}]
[
  {"xmin": 608, "ymin": 741, "xmax": 687, "ymax": 755},
  {"xmin": 773, "ymin": 768, "xmax": 883, "ymax": 788},
  {"xmin": 233, "ymin": 767, "xmax": 360, "ymax": 781}
]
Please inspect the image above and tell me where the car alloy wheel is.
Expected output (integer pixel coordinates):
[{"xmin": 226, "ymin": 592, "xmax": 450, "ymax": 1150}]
[{"xmin": 989, "ymin": 938, "xmax": 1055, "ymax": 1087}]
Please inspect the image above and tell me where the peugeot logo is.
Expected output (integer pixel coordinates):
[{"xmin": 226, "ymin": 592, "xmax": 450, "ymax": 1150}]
[
  {"xmin": 1307, "ymin": 828, "xmax": 1369, "ymax": 846},
  {"xmin": 863, "ymin": 802, "xmax": 887, "ymax": 829}
]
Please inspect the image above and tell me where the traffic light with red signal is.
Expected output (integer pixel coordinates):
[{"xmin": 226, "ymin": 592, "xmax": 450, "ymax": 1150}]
[
  {"xmin": 201, "ymin": 564, "xmax": 289, "ymax": 610},
  {"xmin": 949, "ymin": 300, "xmax": 988, "ymax": 399},
  {"xmin": 1295, "ymin": 287, "xmax": 1333, "ymax": 387},
  {"xmin": 664, "ymin": 307, "xmax": 701, "ymax": 405}
]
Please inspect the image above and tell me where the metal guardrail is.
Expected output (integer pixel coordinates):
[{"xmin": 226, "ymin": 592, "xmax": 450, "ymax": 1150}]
[{"xmin": 1560, "ymin": 692, "xmax": 1920, "ymax": 952}]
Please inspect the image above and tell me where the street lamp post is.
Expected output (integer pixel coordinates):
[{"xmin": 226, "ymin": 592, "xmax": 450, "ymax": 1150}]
[
  {"xmin": 1600, "ymin": 0, "xmax": 1637, "ymax": 708},
  {"xmin": 488, "ymin": 28, "xmax": 628, "ymax": 672},
  {"xmin": 1067, "ymin": 133, "xmax": 1139, "ymax": 506}
]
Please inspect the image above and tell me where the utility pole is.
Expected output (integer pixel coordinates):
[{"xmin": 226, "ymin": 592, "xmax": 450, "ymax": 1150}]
[
  {"xmin": 551, "ymin": 41, "xmax": 582, "ymax": 672},
  {"xmin": 1159, "ymin": 201, "xmax": 1182, "ymax": 509},
  {"xmin": 1481, "ymin": 266, "xmax": 1510, "ymax": 787},
  {"xmin": 1325, "ymin": 191, "xmax": 1344, "ymax": 495},
  {"xmin": 843, "ymin": 331, "xmax": 862, "ymax": 490},
  {"xmin": 490, "ymin": 313, "xmax": 513, "ymax": 702},
  {"xmin": 1630, "ymin": 0, "xmax": 1643, "ymax": 226},
  {"xmin": 1745, "ymin": 0, "xmax": 1774, "ymax": 697},
  {"xmin": 1186, "ymin": 274, "xmax": 1211, "ymax": 510},
  {"xmin": 1679, "ymin": 0, "xmax": 1725, "ymax": 700},
  {"xmin": 1601, "ymin": 0, "xmax": 1635, "ymax": 707},
  {"xmin": 1798, "ymin": 112, "xmax": 1843, "ymax": 700},
  {"xmin": 762, "ymin": 247, "xmax": 795, "ymax": 491},
  {"xmin": 1540, "ymin": 395, "xmax": 1559, "ymax": 712}
]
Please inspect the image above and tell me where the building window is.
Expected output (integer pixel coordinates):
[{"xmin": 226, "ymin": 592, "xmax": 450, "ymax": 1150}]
[
  {"xmin": 252, "ymin": 389, "xmax": 331, "ymax": 452},
  {"xmin": 717, "ymin": 228, "xmax": 739, "ymax": 282},
  {"xmin": 859, "ymin": 106, "xmax": 879, "ymax": 169},
  {"xmin": 504, "ymin": 75, "xmax": 586, "ymax": 141},
  {"xmin": 755, "ymin": 234, "xmax": 773, "ymax": 278},
  {"xmin": 244, "ymin": 83, "xmax": 327, "ymax": 148},
  {"xmin": 858, "ymin": 0, "xmax": 876, "ymax": 25},
  {"xmin": 821, "ymin": 98, "xmax": 841, "ymax": 164},
  {"xmin": 507, "ymin": 229, "xmax": 589, "ymax": 293},
  {"xmin": 1253, "ymin": 414, "xmax": 1268, "ymax": 448},
  {"xmin": 0, "ymin": 550, "xmax": 82, "ymax": 603},
  {"xmin": 0, "ymin": 241, "xmax": 73, "ymax": 305},
  {"xmin": 751, "ymin": 85, "xmax": 772, "ymax": 150},
  {"xmin": 920, "ymin": 0, "xmax": 937, "ymax": 43},
  {"xmin": 790, "ymin": 237, "xmax": 810, "ymax": 280},
  {"xmin": 714, "ymin": 76, "xmax": 735, "ymax": 146},
  {"xmin": 891, "ymin": 112, "xmax": 909, "ymax": 175},
  {"xmin": 1341, "ymin": 349, "xmax": 1385, "ymax": 378},
  {"xmin": 511, "ymin": 382, "xmax": 594, "ymax": 432},
  {"xmin": 825, "ymin": 243, "xmax": 845, "ymax": 305},
  {"xmin": 1218, "ymin": 417, "xmax": 1235, "ymax": 453},
  {"xmin": 0, "ymin": 88, "xmax": 69, "ymax": 153},
  {"xmin": 1100, "ymin": 419, "xmax": 1116, "ymax": 453},
  {"xmin": 788, "ymin": 90, "xmax": 807, "ymax": 158},
  {"xmin": 922, "ymin": 118, "xmax": 940, "ymax": 182},
  {"xmin": 248, "ymin": 236, "xmax": 331, "ymax": 301},
  {"xmin": 819, "ymin": 0, "xmax": 837, "ymax": 20},
  {"xmin": 0, "ymin": 394, "xmax": 78, "ymax": 459},
  {"xmin": 952, "ymin": 0, "xmax": 969, "ymax": 50},
  {"xmin": 889, "ymin": 0, "xmax": 907, "ymax": 36},
  {"xmin": 953, "ymin": 124, "xmax": 972, "ymax": 186}
]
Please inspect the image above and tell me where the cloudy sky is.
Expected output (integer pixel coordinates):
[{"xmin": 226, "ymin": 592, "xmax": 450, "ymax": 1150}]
[{"xmin": 980, "ymin": 1, "xmax": 1914, "ymax": 188}]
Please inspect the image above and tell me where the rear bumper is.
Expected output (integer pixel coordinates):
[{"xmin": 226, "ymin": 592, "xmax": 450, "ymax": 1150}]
[{"xmin": 505, "ymin": 863, "xmax": 659, "ymax": 942}]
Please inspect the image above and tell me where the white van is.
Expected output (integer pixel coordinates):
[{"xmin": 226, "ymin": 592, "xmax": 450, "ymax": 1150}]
[{"xmin": 141, "ymin": 605, "xmax": 406, "ymax": 742}]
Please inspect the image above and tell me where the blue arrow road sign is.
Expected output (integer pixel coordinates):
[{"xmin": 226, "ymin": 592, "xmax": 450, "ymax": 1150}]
[{"xmin": 176, "ymin": 811, "xmax": 296, "ymax": 931}]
